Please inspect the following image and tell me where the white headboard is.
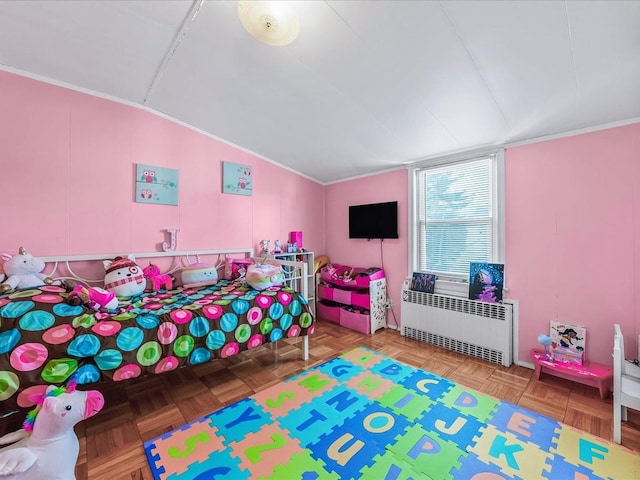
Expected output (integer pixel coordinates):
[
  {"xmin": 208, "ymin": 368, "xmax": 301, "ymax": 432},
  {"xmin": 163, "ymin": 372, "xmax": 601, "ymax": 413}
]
[{"xmin": 38, "ymin": 247, "xmax": 309, "ymax": 299}]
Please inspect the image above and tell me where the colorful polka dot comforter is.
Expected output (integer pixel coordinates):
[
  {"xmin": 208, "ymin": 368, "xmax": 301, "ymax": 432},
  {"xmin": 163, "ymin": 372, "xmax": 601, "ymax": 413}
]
[{"xmin": 0, "ymin": 280, "xmax": 315, "ymax": 415}]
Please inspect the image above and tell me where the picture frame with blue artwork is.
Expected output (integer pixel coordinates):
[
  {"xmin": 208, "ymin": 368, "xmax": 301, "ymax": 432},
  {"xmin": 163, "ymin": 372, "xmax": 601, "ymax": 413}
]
[{"xmin": 469, "ymin": 262, "xmax": 504, "ymax": 303}]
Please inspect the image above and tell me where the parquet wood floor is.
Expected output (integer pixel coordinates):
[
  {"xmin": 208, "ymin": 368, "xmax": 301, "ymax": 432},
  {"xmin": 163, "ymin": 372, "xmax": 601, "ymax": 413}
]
[{"xmin": 2, "ymin": 319, "xmax": 638, "ymax": 479}]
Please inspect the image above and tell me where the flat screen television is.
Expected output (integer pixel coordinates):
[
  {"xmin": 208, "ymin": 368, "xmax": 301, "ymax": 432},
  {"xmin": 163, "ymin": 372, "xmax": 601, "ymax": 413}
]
[{"xmin": 349, "ymin": 201, "xmax": 398, "ymax": 239}]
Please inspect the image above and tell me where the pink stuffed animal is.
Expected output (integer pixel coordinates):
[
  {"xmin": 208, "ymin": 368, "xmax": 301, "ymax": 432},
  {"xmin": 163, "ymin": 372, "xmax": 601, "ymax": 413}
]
[
  {"xmin": 0, "ymin": 247, "xmax": 53, "ymax": 293},
  {"xmin": 143, "ymin": 264, "xmax": 173, "ymax": 292},
  {"xmin": 67, "ymin": 285, "xmax": 119, "ymax": 311},
  {"xmin": 0, "ymin": 383, "xmax": 104, "ymax": 479}
]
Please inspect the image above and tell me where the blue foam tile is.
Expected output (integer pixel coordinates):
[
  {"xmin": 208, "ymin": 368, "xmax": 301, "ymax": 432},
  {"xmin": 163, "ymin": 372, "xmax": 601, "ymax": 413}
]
[
  {"xmin": 453, "ymin": 450, "xmax": 525, "ymax": 480},
  {"xmin": 488, "ymin": 401, "xmax": 561, "ymax": 452},
  {"xmin": 417, "ymin": 401, "xmax": 486, "ymax": 451},
  {"xmin": 543, "ymin": 452, "xmax": 606, "ymax": 480},
  {"xmin": 279, "ymin": 385, "xmax": 371, "ymax": 448},
  {"xmin": 399, "ymin": 369, "xmax": 455, "ymax": 402},
  {"xmin": 207, "ymin": 398, "xmax": 269, "ymax": 443}
]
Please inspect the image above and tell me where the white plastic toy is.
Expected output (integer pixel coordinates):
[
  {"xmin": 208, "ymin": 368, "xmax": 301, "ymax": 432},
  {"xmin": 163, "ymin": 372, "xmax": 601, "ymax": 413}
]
[{"xmin": 0, "ymin": 383, "xmax": 104, "ymax": 479}]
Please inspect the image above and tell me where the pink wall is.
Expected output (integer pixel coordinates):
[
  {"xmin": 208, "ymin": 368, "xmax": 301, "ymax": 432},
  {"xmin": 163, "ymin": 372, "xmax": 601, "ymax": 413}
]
[
  {"xmin": 324, "ymin": 170, "xmax": 408, "ymax": 330},
  {"xmin": 506, "ymin": 123, "xmax": 640, "ymax": 365},
  {"xmin": 324, "ymin": 124, "xmax": 640, "ymax": 365},
  {"xmin": 0, "ymin": 71, "xmax": 324, "ymax": 258}
]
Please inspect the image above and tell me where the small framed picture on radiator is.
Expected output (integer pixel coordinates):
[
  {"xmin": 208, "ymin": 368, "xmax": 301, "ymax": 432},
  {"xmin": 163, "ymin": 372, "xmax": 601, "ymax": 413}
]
[{"xmin": 411, "ymin": 273, "xmax": 436, "ymax": 293}]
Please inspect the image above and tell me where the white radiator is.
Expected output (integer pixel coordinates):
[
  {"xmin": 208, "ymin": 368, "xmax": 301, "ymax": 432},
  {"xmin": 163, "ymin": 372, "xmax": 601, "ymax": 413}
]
[{"xmin": 401, "ymin": 289, "xmax": 513, "ymax": 367}]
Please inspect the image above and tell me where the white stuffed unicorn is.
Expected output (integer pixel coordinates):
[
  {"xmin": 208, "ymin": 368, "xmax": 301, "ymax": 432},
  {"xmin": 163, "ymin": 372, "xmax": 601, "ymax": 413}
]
[
  {"xmin": 0, "ymin": 383, "xmax": 104, "ymax": 479},
  {"xmin": 0, "ymin": 247, "xmax": 53, "ymax": 293}
]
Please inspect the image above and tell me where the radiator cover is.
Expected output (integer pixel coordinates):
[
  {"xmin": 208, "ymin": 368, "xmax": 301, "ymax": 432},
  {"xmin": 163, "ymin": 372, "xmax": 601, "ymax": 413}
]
[{"xmin": 401, "ymin": 289, "xmax": 513, "ymax": 366}]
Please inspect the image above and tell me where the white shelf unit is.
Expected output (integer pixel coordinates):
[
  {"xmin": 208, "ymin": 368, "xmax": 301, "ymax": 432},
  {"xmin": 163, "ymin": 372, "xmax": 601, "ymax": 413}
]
[
  {"xmin": 271, "ymin": 251, "xmax": 315, "ymax": 316},
  {"xmin": 317, "ymin": 276, "xmax": 387, "ymax": 334}
]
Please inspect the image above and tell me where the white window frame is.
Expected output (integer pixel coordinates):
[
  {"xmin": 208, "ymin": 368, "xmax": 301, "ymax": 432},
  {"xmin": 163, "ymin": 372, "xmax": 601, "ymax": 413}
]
[{"xmin": 408, "ymin": 148, "xmax": 505, "ymax": 296}]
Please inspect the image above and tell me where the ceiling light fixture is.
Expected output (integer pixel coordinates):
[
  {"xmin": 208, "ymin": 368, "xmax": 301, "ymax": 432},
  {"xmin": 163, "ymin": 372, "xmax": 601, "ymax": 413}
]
[{"xmin": 238, "ymin": 1, "xmax": 300, "ymax": 47}]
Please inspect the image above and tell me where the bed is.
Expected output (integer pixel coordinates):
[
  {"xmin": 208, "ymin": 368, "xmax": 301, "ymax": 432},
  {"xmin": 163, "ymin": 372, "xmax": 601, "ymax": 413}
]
[{"xmin": 0, "ymin": 248, "xmax": 315, "ymax": 417}]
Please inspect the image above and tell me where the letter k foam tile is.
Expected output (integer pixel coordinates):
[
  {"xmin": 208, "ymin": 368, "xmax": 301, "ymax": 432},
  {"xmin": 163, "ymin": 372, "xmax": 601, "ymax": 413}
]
[{"xmin": 467, "ymin": 423, "xmax": 552, "ymax": 479}]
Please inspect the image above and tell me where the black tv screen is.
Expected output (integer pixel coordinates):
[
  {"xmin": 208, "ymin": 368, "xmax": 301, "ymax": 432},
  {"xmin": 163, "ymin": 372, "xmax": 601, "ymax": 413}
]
[{"xmin": 349, "ymin": 201, "xmax": 398, "ymax": 239}]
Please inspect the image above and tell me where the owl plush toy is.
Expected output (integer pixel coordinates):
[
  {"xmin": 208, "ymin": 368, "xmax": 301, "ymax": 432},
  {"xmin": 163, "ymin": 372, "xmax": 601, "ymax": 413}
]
[{"xmin": 103, "ymin": 255, "xmax": 146, "ymax": 298}]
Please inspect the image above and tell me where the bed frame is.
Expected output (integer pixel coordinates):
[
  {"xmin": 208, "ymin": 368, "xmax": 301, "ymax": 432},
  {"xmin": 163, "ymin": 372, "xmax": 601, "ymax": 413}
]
[{"xmin": 38, "ymin": 247, "xmax": 311, "ymax": 360}]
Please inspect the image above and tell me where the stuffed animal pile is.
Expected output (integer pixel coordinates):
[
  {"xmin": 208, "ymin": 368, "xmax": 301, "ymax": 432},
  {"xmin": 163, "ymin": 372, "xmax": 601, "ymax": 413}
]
[
  {"xmin": 0, "ymin": 383, "xmax": 104, "ymax": 479},
  {"xmin": 0, "ymin": 247, "xmax": 53, "ymax": 293}
]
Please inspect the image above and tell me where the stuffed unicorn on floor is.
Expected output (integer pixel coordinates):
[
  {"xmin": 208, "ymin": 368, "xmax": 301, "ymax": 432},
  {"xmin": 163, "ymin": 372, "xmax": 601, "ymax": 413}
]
[{"xmin": 0, "ymin": 382, "xmax": 104, "ymax": 479}]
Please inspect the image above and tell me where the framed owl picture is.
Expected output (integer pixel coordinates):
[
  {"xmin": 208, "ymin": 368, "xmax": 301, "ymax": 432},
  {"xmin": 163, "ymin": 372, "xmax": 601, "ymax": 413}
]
[
  {"xmin": 222, "ymin": 161, "xmax": 253, "ymax": 196},
  {"xmin": 135, "ymin": 164, "xmax": 179, "ymax": 205}
]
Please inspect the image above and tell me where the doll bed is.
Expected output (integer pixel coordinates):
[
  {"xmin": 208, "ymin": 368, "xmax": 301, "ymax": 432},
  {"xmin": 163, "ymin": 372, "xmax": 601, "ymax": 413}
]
[{"xmin": 0, "ymin": 248, "xmax": 314, "ymax": 417}]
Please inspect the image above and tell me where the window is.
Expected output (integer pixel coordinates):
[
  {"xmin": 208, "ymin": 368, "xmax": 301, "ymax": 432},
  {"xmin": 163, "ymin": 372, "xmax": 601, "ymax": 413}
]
[{"xmin": 409, "ymin": 150, "xmax": 504, "ymax": 282}]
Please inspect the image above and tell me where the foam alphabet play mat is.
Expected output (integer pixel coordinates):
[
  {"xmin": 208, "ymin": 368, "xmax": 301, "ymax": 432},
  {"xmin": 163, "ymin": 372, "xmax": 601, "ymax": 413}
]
[{"xmin": 145, "ymin": 346, "xmax": 639, "ymax": 479}]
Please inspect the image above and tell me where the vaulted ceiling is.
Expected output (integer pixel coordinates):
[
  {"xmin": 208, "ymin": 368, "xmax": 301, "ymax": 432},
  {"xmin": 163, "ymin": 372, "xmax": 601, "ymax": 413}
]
[{"xmin": 1, "ymin": 1, "xmax": 638, "ymax": 183}]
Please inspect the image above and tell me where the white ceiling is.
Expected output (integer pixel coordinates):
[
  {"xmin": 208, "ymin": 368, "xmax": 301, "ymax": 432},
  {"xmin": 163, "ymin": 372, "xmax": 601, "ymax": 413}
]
[{"xmin": 1, "ymin": 0, "xmax": 638, "ymax": 184}]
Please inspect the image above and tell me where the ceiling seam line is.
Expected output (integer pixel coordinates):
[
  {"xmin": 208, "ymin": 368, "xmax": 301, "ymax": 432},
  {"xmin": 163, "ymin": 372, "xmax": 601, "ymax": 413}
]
[
  {"xmin": 563, "ymin": 1, "xmax": 582, "ymax": 117},
  {"xmin": 143, "ymin": 0, "xmax": 205, "ymax": 105},
  {"xmin": 438, "ymin": 1, "xmax": 510, "ymax": 129}
]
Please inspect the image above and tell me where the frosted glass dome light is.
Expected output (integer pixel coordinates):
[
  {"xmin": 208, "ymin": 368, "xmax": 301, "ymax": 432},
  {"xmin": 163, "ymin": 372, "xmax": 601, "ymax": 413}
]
[{"xmin": 238, "ymin": 1, "xmax": 300, "ymax": 46}]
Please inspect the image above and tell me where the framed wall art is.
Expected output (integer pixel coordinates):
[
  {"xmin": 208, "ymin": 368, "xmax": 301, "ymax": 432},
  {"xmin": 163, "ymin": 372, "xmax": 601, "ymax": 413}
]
[
  {"xmin": 222, "ymin": 161, "xmax": 253, "ymax": 196},
  {"xmin": 135, "ymin": 164, "xmax": 179, "ymax": 206}
]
